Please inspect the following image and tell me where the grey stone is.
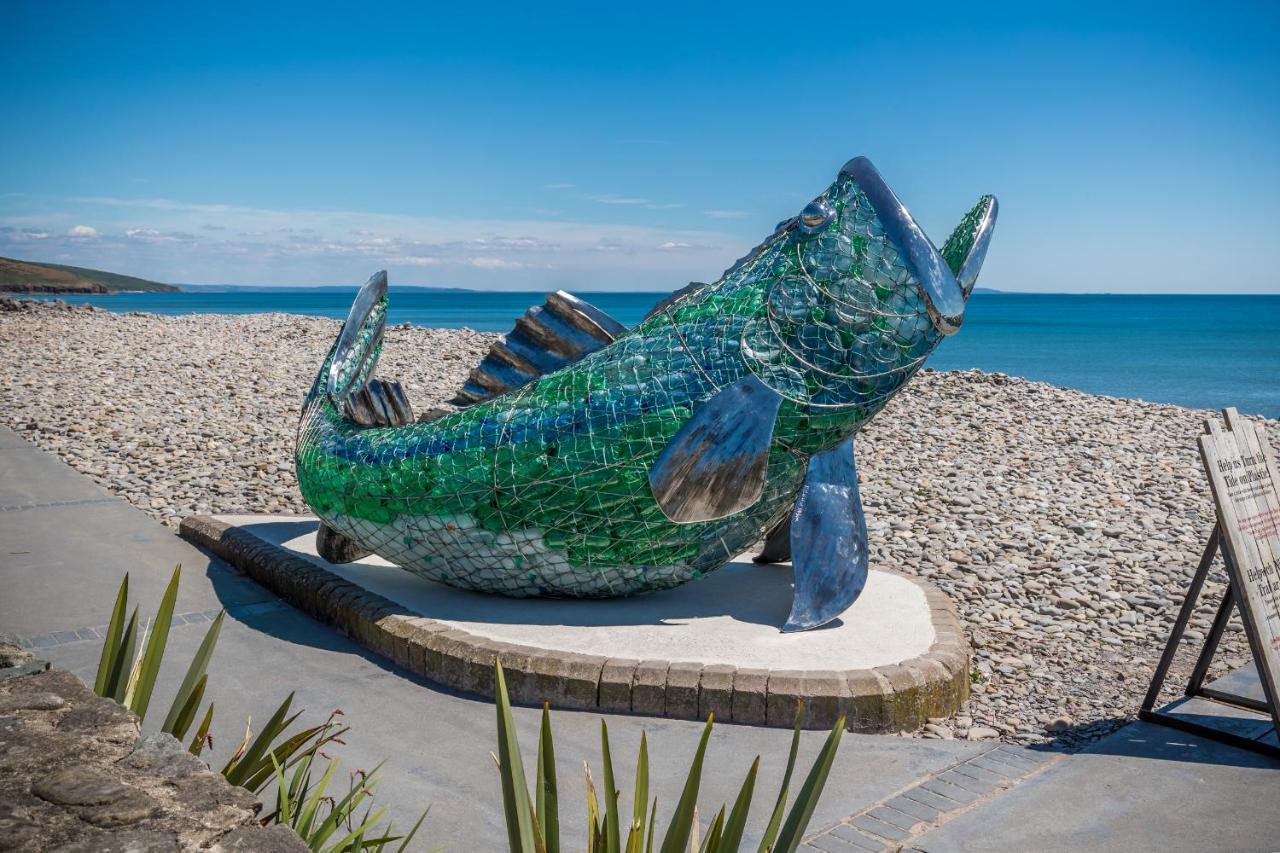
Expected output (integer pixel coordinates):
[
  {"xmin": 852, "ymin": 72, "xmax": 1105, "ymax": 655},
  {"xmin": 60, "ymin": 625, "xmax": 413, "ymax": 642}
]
[
  {"xmin": 631, "ymin": 660, "xmax": 668, "ymax": 715},
  {"xmin": 867, "ymin": 804, "xmax": 922, "ymax": 831},
  {"xmin": 850, "ymin": 814, "xmax": 912, "ymax": 842},
  {"xmin": 828, "ymin": 823, "xmax": 889, "ymax": 850},
  {"xmin": 917, "ymin": 778, "xmax": 980, "ymax": 805},
  {"xmin": 54, "ymin": 830, "xmax": 182, "ymax": 852},
  {"xmin": 32, "ymin": 766, "xmax": 134, "ymax": 806},
  {"xmin": 79, "ymin": 790, "xmax": 160, "ymax": 828},
  {"xmin": 212, "ymin": 824, "xmax": 309, "ymax": 851},
  {"xmin": 966, "ymin": 725, "xmax": 999, "ymax": 740},
  {"xmin": 117, "ymin": 732, "xmax": 205, "ymax": 777},
  {"xmin": 937, "ymin": 768, "xmax": 999, "ymax": 795},
  {"xmin": 885, "ymin": 794, "xmax": 941, "ymax": 822},
  {"xmin": 900, "ymin": 786, "xmax": 965, "ymax": 813},
  {"xmin": 0, "ymin": 690, "xmax": 65, "ymax": 712}
]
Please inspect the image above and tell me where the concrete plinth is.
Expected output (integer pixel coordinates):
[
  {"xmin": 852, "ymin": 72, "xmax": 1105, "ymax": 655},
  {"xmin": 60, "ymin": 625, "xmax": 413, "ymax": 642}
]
[{"xmin": 182, "ymin": 515, "xmax": 970, "ymax": 731}]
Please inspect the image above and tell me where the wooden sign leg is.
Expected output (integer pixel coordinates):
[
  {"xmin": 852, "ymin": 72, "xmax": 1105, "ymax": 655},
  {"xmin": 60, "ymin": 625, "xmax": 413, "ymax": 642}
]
[
  {"xmin": 1186, "ymin": 582, "xmax": 1235, "ymax": 697},
  {"xmin": 1140, "ymin": 525, "xmax": 1220, "ymax": 714}
]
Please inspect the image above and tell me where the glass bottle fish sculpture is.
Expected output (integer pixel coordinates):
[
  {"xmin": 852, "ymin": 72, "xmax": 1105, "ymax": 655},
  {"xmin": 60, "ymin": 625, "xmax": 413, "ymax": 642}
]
[{"xmin": 295, "ymin": 156, "xmax": 997, "ymax": 630}]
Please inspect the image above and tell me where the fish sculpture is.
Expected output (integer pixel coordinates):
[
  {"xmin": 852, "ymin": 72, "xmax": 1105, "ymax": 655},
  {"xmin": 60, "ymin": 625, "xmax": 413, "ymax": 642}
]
[{"xmin": 295, "ymin": 156, "xmax": 997, "ymax": 630}]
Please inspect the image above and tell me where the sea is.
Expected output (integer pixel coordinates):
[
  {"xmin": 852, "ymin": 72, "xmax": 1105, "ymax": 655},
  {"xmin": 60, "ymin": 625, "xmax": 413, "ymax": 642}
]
[{"xmin": 25, "ymin": 288, "xmax": 1280, "ymax": 419}]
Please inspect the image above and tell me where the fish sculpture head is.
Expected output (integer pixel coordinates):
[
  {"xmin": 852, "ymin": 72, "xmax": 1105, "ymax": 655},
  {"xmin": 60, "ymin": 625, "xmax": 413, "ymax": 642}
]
[{"xmin": 710, "ymin": 156, "xmax": 997, "ymax": 420}]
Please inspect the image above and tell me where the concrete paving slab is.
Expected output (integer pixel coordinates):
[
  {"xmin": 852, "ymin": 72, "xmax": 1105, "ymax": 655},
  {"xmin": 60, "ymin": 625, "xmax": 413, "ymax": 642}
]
[
  {"xmin": 0, "ymin": 436, "xmax": 117, "ymax": 507},
  {"xmin": 0, "ymin": 498, "xmax": 274, "ymax": 638},
  {"xmin": 215, "ymin": 514, "xmax": 936, "ymax": 670},
  {"xmin": 911, "ymin": 713, "xmax": 1280, "ymax": 853}
]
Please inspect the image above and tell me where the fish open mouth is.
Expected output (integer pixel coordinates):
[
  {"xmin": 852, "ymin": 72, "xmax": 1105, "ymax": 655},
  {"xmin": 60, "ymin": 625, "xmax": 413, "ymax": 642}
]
[{"xmin": 839, "ymin": 156, "xmax": 966, "ymax": 336}]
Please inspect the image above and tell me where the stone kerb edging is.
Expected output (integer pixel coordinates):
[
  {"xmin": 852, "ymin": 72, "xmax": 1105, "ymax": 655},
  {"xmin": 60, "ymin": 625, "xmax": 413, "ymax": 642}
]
[{"xmin": 181, "ymin": 515, "xmax": 970, "ymax": 732}]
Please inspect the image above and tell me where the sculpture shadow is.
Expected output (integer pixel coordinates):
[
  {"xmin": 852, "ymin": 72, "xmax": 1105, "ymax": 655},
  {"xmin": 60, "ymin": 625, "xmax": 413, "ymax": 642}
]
[{"xmin": 233, "ymin": 518, "xmax": 822, "ymax": 632}]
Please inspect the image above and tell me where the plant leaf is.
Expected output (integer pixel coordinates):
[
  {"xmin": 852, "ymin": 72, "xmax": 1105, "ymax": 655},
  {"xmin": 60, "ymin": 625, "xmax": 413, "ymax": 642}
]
[
  {"xmin": 772, "ymin": 716, "xmax": 845, "ymax": 853},
  {"xmin": 698, "ymin": 806, "xmax": 725, "ymax": 853},
  {"xmin": 129, "ymin": 564, "xmax": 181, "ymax": 721},
  {"xmin": 239, "ymin": 718, "xmax": 346, "ymax": 795},
  {"xmin": 298, "ymin": 755, "xmax": 335, "ymax": 838},
  {"xmin": 223, "ymin": 692, "xmax": 294, "ymax": 786},
  {"xmin": 719, "ymin": 756, "xmax": 759, "ymax": 853},
  {"xmin": 601, "ymin": 720, "xmax": 621, "ymax": 853},
  {"xmin": 162, "ymin": 608, "xmax": 223, "ymax": 734},
  {"xmin": 188, "ymin": 701, "xmax": 215, "ymax": 755},
  {"xmin": 626, "ymin": 733, "xmax": 649, "ymax": 853},
  {"xmin": 108, "ymin": 608, "xmax": 139, "ymax": 703},
  {"xmin": 94, "ymin": 573, "xmax": 129, "ymax": 697},
  {"xmin": 757, "ymin": 703, "xmax": 804, "ymax": 852},
  {"xmin": 311, "ymin": 760, "xmax": 385, "ymax": 848},
  {"xmin": 659, "ymin": 715, "xmax": 713, "ymax": 853},
  {"xmin": 536, "ymin": 703, "xmax": 559, "ymax": 853},
  {"xmin": 166, "ymin": 673, "xmax": 207, "ymax": 742},
  {"xmin": 494, "ymin": 662, "xmax": 537, "ymax": 853}
]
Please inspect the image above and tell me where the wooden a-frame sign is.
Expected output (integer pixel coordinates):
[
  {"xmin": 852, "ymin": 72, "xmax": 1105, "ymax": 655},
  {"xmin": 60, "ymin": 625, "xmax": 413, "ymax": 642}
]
[{"xmin": 1141, "ymin": 407, "xmax": 1280, "ymax": 758}]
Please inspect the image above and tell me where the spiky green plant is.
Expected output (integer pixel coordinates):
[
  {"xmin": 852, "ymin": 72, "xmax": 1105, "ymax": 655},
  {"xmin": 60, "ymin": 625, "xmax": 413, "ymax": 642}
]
[
  {"xmin": 92, "ymin": 568, "xmax": 429, "ymax": 852},
  {"xmin": 267, "ymin": 752, "xmax": 428, "ymax": 852},
  {"xmin": 492, "ymin": 661, "xmax": 844, "ymax": 853},
  {"xmin": 93, "ymin": 566, "xmax": 223, "ymax": 741}
]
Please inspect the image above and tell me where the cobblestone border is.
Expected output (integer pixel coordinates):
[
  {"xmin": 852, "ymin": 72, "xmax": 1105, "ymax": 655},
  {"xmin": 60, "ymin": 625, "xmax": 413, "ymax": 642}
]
[
  {"xmin": 802, "ymin": 745, "xmax": 1061, "ymax": 851},
  {"xmin": 181, "ymin": 515, "xmax": 970, "ymax": 731}
]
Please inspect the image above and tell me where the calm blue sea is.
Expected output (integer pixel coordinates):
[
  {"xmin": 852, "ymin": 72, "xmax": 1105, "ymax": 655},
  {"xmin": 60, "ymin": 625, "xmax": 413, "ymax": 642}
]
[{"xmin": 28, "ymin": 289, "xmax": 1280, "ymax": 418}]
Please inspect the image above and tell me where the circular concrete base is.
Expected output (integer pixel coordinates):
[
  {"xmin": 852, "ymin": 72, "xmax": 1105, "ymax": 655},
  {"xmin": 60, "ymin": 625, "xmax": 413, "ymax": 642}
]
[{"xmin": 182, "ymin": 514, "xmax": 970, "ymax": 731}]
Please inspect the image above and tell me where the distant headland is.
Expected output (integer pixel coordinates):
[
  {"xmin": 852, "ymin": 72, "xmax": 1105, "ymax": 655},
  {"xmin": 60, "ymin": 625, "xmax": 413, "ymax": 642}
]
[{"xmin": 0, "ymin": 256, "xmax": 177, "ymax": 294}]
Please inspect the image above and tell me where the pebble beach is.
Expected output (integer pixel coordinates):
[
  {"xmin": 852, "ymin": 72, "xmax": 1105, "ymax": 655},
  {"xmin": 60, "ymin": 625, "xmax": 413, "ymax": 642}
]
[{"xmin": 2, "ymin": 298, "xmax": 1272, "ymax": 749}]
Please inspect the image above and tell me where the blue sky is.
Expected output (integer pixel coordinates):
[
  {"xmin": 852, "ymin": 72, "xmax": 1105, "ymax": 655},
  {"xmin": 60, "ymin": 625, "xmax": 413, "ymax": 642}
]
[{"xmin": 2, "ymin": 1, "xmax": 1278, "ymax": 293}]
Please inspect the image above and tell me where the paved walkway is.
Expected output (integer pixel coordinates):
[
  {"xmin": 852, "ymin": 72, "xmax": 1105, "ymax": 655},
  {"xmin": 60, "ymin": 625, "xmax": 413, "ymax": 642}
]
[{"xmin": 3, "ymin": 426, "xmax": 1278, "ymax": 851}]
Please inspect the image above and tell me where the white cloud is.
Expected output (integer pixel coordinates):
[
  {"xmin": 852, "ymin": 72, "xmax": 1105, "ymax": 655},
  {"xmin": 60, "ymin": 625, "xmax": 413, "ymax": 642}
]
[
  {"xmin": 589, "ymin": 194, "xmax": 649, "ymax": 205},
  {"xmin": 10, "ymin": 228, "xmax": 49, "ymax": 241},
  {"xmin": 67, "ymin": 224, "xmax": 98, "ymax": 237},
  {"xmin": 470, "ymin": 257, "xmax": 523, "ymax": 270},
  {"xmin": 1, "ymin": 194, "xmax": 743, "ymax": 289},
  {"xmin": 704, "ymin": 209, "xmax": 749, "ymax": 219}
]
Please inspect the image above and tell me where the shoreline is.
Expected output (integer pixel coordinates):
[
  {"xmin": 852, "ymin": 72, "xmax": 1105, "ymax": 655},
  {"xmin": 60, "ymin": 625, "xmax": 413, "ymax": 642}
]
[{"xmin": 2, "ymin": 299, "xmax": 1274, "ymax": 748}]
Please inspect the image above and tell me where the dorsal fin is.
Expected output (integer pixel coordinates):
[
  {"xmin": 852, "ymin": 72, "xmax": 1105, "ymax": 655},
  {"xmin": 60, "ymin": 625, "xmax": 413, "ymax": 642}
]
[{"xmin": 450, "ymin": 291, "xmax": 627, "ymax": 406}]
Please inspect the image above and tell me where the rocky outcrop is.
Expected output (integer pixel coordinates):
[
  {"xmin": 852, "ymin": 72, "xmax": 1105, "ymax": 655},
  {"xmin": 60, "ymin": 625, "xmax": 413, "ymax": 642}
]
[{"xmin": 0, "ymin": 637, "xmax": 307, "ymax": 852}]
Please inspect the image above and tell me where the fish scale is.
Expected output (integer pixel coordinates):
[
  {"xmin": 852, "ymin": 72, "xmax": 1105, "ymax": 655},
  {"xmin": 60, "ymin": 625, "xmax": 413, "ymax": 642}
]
[{"xmin": 295, "ymin": 156, "xmax": 997, "ymax": 626}]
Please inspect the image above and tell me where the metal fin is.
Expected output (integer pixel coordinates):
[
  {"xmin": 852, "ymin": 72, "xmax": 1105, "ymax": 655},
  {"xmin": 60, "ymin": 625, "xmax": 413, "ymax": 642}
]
[
  {"xmin": 784, "ymin": 436, "xmax": 870, "ymax": 632},
  {"xmin": 649, "ymin": 375, "xmax": 783, "ymax": 523},
  {"xmin": 343, "ymin": 378, "xmax": 415, "ymax": 426},
  {"xmin": 955, "ymin": 196, "xmax": 999, "ymax": 298},
  {"xmin": 320, "ymin": 377, "xmax": 415, "ymax": 564},
  {"xmin": 326, "ymin": 270, "xmax": 388, "ymax": 406},
  {"xmin": 451, "ymin": 291, "xmax": 628, "ymax": 406}
]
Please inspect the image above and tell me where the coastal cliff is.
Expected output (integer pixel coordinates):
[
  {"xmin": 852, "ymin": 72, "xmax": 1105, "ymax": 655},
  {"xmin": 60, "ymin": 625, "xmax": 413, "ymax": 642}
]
[{"xmin": 0, "ymin": 256, "xmax": 176, "ymax": 294}]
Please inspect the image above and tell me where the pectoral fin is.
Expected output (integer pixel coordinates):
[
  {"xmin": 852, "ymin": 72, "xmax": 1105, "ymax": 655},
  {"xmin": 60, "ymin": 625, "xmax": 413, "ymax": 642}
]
[
  {"xmin": 649, "ymin": 375, "xmax": 783, "ymax": 523},
  {"xmin": 784, "ymin": 436, "xmax": 869, "ymax": 632}
]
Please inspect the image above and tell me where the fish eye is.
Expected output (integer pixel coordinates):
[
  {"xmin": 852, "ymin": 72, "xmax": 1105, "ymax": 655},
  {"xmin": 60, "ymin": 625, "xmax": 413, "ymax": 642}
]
[{"xmin": 798, "ymin": 199, "xmax": 834, "ymax": 235}]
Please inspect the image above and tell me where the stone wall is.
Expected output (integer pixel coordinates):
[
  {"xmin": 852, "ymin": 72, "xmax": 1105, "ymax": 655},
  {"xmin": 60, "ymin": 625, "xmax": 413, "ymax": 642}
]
[{"xmin": 0, "ymin": 637, "xmax": 307, "ymax": 851}]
